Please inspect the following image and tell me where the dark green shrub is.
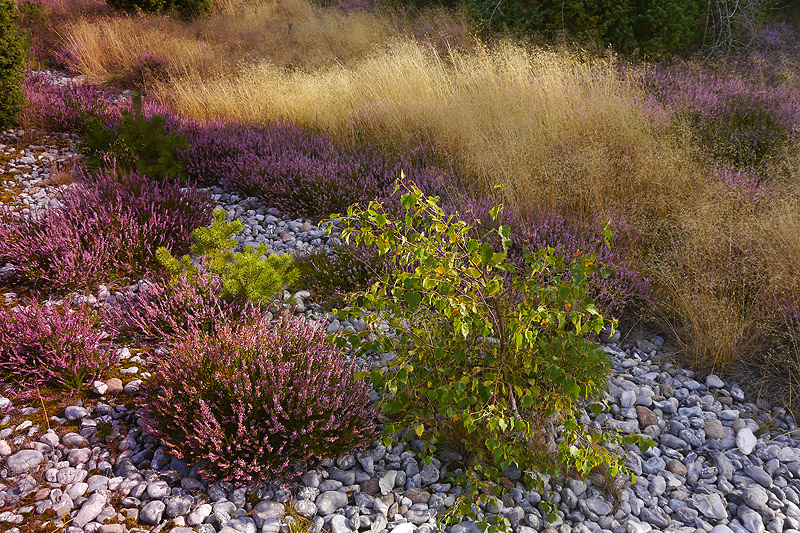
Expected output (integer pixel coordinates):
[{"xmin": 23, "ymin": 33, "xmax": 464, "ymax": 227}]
[
  {"xmin": 465, "ymin": 0, "xmax": 707, "ymax": 58},
  {"xmin": 335, "ymin": 182, "xmax": 651, "ymax": 523},
  {"xmin": 0, "ymin": 0, "xmax": 27, "ymax": 128},
  {"xmin": 107, "ymin": 0, "xmax": 212, "ymax": 19},
  {"xmin": 81, "ymin": 93, "xmax": 189, "ymax": 182}
]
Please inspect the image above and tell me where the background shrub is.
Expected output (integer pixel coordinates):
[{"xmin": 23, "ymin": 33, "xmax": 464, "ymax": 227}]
[
  {"xmin": 139, "ymin": 316, "xmax": 375, "ymax": 483},
  {"xmin": 0, "ymin": 0, "xmax": 28, "ymax": 127},
  {"xmin": 0, "ymin": 166, "xmax": 213, "ymax": 291},
  {"xmin": 0, "ymin": 302, "xmax": 117, "ymax": 395},
  {"xmin": 107, "ymin": 0, "xmax": 212, "ymax": 19},
  {"xmin": 81, "ymin": 93, "xmax": 189, "ymax": 182},
  {"xmin": 464, "ymin": 0, "xmax": 707, "ymax": 57}
]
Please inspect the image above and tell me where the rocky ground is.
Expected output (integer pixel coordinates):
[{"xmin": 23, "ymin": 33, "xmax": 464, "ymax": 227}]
[{"xmin": 2, "ymin": 92, "xmax": 800, "ymax": 533}]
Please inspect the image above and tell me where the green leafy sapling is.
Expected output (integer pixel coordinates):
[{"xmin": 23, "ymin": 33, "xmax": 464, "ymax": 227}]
[
  {"xmin": 332, "ymin": 178, "xmax": 652, "ymax": 528},
  {"xmin": 156, "ymin": 207, "xmax": 298, "ymax": 306}
]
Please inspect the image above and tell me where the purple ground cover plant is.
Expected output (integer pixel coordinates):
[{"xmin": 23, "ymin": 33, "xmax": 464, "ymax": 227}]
[
  {"xmin": 0, "ymin": 301, "xmax": 116, "ymax": 395},
  {"xmin": 21, "ymin": 69, "xmax": 126, "ymax": 132},
  {"xmin": 108, "ymin": 260, "xmax": 259, "ymax": 341},
  {"xmin": 139, "ymin": 315, "xmax": 376, "ymax": 484},
  {"xmin": 0, "ymin": 164, "xmax": 213, "ymax": 291},
  {"xmin": 640, "ymin": 29, "xmax": 800, "ymax": 169},
  {"xmin": 179, "ymin": 120, "xmax": 453, "ymax": 220}
]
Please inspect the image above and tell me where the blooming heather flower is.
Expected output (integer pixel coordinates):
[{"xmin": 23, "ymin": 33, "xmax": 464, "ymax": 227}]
[
  {"xmin": 0, "ymin": 165, "xmax": 213, "ymax": 291},
  {"xmin": 0, "ymin": 301, "xmax": 116, "ymax": 395},
  {"xmin": 139, "ymin": 316, "xmax": 376, "ymax": 484},
  {"xmin": 107, "ymin": 259, "xmax": 259, "ymax": 341}
]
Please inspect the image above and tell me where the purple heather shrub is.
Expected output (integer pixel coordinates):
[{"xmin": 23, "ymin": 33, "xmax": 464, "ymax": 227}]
[
  {"xmin": 180, "ymin": 120, "xmax": 453, "ymax": 220},
  {"xmin": 0, "ymin": 301, "xmax": 116, "ymax": 395},
  {"xmin": 139, "ymin": 316, "xmax": 376, "ymax": 484},
  {"xmin": 641, "ymin": 59, "xmax": 800, "ymax": 167},
  {"xmin": 712, "ymin": 165, "xmax": 771, "ymax": 203},
  {"xmin": 108, "ymin": 260, "xmax": 259, "ymax": 341},
  {"xmin": 130, "ymin": 52, "xmax": 170, "ymax": 88},
  {"xmin": 753, "ymin": 22, "xmax": 800, "ymax": 56},
  {"xmin": 0, "ymin": 165, "xmax": 213, "ymax": 290},
  {"xmin": 20, "ymin": 70, "xmax": 125, "ymax": 132}
]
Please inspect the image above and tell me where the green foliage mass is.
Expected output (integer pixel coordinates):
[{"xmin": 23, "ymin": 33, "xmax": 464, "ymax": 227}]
[
  {"xmin": 157, "ymin": 207, "xmax": 299, "ymax": 306},
  {"xmin": 0, "ymin": 0, "xmax": 27, "ymax": 128},
  {"xmin": 107, "ymin": 0, "xmax": 212, "ymax": 19},
  {"xmin": 465, "ymin": 0, "xmax": 707, "ymax": 58},
  {"xmin": 81, "ymin": 93, "xmax": 188, "ymax": 182},
  {"xmin": 334, "ymin": 181, "xmax": 651, "ymax": 526}
]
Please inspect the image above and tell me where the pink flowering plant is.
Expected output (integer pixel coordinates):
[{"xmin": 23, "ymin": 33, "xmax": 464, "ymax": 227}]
[
  {"xmin": 107, "ymin": 261, "xmax": 260, "ymax": 342},
  {"xmin": 139, "ymin": 316, "xmax": 376, "ymax": 484},
  {"xmin": 0, "ymin": 165, "xmax": 212, "ymax": 291},
  {"xmin": 0, "ymin": 301, "xmax": 116, "ymax": 395}
]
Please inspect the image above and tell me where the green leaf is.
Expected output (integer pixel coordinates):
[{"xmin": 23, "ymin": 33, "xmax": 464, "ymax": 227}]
[
  {"xmin": 415, "ymin": 423, "xmax": 425, "ymax": 437},
  {"xmin": 489, "ymin": 205, "xmax": 502, "ymax": 221},
  {"xmin": 405, "ymin": 291, "xmax": 423, "ymax": 310},
  {"xmin": 587, "ymin": 402, "xmax": 603, "ymax": 416}
]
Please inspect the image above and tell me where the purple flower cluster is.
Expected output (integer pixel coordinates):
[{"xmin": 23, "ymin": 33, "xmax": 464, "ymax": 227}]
[
  {"xmin": 108, "ymin": 260, "xmax": 258, "ymax": 341},
  {"xmin": 642, "ymin": 57, "xmax": 800, "ymax": 167},
  {"xmin": 139, "ymin": 316, "xmax": 376, "ymax": 484},
  {"xmin": 0, "ymin": 301, "xmax": 116, "ymax": 395},
  {"xmin": 0, "ymin": 165, "xmax": 213, "ymax": 291},
  {"xmin": 712, "ymin": 165, "xmax": 771, "ymax": 203},
  {"xmin": 21, "ymin": 70, "xmax": 125, "ymax": 133},
  {"xmin": 180, "ymin": 120, "xmax": 451, "ymax": 220}
]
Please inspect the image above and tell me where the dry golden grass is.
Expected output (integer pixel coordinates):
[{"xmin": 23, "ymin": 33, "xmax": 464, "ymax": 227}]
[
  {"xmin": 42, "ymin": 156, "xmax": 80, "ymax": 186},
  {"xmin": 62, "ymin": 0, "xmax": 473, "ymax": 85},
  {"xmin": 653, "ymin": 153, "xmax": 800, "ymax": 376},
  {"xmin": 160, "ymin": 42, "xmax": 700, "ymax": 227}
]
